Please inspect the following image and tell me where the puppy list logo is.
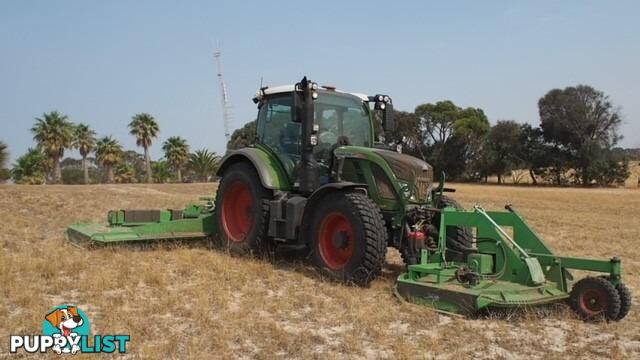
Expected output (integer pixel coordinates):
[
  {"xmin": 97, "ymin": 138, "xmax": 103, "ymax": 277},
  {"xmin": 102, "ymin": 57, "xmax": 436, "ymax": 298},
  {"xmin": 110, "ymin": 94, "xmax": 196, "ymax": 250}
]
[
  {"xmin": 43, "ymin": 305, "xmax": 90, "ymax": 354},
  {"xmin": 9, "ymin": 304, "xmax": 130, "ymax": 355}
]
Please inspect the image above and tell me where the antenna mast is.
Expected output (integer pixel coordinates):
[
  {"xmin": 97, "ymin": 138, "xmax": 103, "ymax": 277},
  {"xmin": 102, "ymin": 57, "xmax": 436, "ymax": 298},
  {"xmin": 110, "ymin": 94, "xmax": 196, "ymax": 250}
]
[{"xmin": 214, "ymin": 47, "xmax": 232, "ymax": 142}]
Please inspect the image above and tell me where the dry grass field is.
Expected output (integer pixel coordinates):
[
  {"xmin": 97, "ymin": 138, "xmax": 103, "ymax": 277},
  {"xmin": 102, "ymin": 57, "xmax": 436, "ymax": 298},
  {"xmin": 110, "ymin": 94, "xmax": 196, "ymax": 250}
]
[{"xmin": 1, "ymin": 183, "xmax": 639, "ymax": 359}]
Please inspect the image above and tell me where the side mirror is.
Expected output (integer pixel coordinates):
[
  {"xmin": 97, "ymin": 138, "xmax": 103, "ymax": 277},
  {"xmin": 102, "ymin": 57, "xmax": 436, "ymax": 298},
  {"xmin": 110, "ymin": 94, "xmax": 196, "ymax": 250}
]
[{"xmin": 383, "ymin": 103, "xmax": 395, "ymax": 133}]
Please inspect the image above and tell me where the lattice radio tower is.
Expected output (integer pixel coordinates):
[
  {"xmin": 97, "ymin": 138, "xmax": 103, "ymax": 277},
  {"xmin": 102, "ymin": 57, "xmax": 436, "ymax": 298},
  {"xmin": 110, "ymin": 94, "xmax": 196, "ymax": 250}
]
[{"xmin": 214, "ymin": 47, "xmax": 232, "ymax": 142}]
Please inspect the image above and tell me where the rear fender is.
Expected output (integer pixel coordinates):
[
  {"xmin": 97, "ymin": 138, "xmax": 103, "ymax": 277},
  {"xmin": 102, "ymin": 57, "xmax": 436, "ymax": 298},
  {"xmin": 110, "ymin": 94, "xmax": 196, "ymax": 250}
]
[{"xmin": 217, "ymin": 147, "xmax": 290, "ymax": 190}]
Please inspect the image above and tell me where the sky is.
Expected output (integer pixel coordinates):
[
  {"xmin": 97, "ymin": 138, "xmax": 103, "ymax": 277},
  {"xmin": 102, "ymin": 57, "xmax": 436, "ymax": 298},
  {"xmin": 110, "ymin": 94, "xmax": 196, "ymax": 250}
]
[{"xmin": 1, "ymin": 0, "xmax": 639, "ymax": 163}]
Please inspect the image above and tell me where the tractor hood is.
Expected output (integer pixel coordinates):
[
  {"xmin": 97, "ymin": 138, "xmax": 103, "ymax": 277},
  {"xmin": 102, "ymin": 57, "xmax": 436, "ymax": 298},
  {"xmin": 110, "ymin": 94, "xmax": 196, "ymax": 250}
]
[
  {"xmin": 371, "ymin": 149, "xmax": 434, "ymax": 202},
  {"xmin": 371, "ymin": 149, "xmax": 433, "ymax": 183},
  {"xmin": 333, "ymin": 146, "xmax": 434, "ymax": 202}
]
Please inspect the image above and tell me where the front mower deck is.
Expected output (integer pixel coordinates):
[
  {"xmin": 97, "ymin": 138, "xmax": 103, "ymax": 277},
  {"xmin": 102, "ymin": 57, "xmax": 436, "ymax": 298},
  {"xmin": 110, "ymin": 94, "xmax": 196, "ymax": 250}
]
[
  {"xmin": 395, "ymin": 265, "xmax": 568, "ymax": 315},
  {"xmin": 395, "ymin": 205, "xmax": 629, "ymax": 320}
]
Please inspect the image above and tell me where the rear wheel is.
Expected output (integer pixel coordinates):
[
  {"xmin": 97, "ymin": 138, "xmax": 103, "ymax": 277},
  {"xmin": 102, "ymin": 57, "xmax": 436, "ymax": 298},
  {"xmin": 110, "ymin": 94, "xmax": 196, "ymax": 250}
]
[
  {"xmin": 215, "ymin": 162, "xmax": 271, "ymax": 255},
  {"xmin": 309, "ymin": 191, "xmax": 387, "ymax": 286}
]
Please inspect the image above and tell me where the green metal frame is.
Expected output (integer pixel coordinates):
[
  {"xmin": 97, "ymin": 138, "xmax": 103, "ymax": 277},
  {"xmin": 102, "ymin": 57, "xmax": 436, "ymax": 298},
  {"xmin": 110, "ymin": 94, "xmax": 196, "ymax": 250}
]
[{"xmin": 395, "ymin": 205, "xmax": 623, "ymax": 315}]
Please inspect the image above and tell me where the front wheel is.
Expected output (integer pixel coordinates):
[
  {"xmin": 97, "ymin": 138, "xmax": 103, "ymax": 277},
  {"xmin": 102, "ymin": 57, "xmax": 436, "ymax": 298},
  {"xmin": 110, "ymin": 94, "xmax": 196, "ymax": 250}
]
[{"xmin": 309, "ymin": 191, "xmax": 387, "ymax": 286}]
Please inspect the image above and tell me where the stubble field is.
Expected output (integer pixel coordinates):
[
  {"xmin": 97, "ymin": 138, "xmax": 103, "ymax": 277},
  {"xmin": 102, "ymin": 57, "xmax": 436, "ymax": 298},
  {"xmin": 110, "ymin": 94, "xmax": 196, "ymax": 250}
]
[{"xmin": 0, "ymin": 183, "xmax": 639, "ymax": 359}]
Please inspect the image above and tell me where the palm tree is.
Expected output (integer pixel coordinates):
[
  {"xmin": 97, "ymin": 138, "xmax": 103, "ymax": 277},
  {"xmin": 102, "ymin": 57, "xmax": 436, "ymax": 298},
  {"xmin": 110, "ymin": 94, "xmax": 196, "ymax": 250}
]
[
  {"xmin": 0, "ymin": 141, "xmax": 8, "ymax": 169},
  {"xmin": 31, "ymin": 111, "xmax": 74, "ymax": 183},
  {"xmin": 0, "ymin": 141, "xmax": 9, "ymax": 183},
  {"xmin": 162, "ymin": 136, "xmax": 190, "ymax": 182},
  {"xmin": 128, "ymin": 113, "xmax": 159, "ymax": 183},
  {"xmin": 114, "ymin": 163, "xmax": 136, "ymax": 184},
  {"xmin": 189, "ymin": 149, "xmax": 220, "ymax": 182},
  {"xmin": 152, "ymin": 160, "xmax": 171, "ymax": 183},
  {"xmin": 11, "ymin": 148, "xmax": 47, "ymax": 184},
  {"xmin": 95, "ymin": 136, "xmax": 123, "ymax": 183},
  {"xmin": 72, "ymin": 124, "xmax": 97, "ymax": 184}
]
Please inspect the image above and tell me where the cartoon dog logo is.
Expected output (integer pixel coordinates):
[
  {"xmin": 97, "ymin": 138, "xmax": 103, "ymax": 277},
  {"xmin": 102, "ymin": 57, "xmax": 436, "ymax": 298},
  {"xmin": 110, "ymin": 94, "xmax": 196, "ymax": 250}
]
[{"xmin": 44, "ymin": 306, "xmax": 84, "ymax": 354}]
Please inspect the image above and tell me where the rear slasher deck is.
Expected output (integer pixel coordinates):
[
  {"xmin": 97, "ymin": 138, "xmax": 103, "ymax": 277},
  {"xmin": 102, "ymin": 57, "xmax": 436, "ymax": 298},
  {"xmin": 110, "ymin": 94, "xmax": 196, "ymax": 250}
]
[{"xmin": 66, "ymin": 203, "xmax": 217, "ymax": 247}]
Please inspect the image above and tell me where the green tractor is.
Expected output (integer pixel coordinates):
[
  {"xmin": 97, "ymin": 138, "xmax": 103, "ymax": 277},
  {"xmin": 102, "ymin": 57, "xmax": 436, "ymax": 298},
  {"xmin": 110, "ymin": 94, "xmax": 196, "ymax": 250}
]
[
  {"xmin": 213, "ymin": 76, "xmax": 465, "ymax": 285},
  {"xmin": 68, "ymin": 77, "xmax": 631, "ymax": 321}
]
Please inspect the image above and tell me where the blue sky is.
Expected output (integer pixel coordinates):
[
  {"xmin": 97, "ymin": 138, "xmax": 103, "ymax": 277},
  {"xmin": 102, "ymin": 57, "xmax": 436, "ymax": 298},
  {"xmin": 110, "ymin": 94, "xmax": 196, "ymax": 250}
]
[{"xmin": 1, "ymin": 1, "xmax": 638, "ymax": 163}]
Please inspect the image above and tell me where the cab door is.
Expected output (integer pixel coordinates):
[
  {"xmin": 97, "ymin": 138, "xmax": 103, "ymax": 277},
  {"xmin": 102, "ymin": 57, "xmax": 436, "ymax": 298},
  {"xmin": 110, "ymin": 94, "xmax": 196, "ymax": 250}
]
[{"xmin": 256, "ymin": 94, "xmax": 302, "ymax": 183}]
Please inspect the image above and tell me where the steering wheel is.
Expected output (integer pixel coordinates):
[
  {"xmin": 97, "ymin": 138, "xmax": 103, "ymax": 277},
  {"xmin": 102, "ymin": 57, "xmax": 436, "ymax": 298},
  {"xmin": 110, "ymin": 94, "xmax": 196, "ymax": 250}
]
[{"xmin": 319, "ymin": 130, "xmax": 338, "ymax": 145}]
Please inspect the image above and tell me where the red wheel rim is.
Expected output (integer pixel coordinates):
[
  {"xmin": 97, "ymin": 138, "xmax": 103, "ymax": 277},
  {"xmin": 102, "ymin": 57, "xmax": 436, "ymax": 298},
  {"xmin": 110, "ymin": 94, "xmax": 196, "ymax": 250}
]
[
  {"xmin": 318, "ymin": 212, "xmax": 355, "ymax": 270},
  {"xmin": 221, "ymin": 180, "xmax": 254, "ymax": 242},
  {"xmin": 580, "ymin": 288, "xmax": 608, "ymax": 316}
]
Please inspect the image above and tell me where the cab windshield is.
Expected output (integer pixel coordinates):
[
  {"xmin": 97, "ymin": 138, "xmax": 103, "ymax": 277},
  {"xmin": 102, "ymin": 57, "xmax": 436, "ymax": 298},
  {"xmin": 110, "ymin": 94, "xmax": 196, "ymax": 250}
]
[
  {"xmin": 315, "ymin": 92, "xmax": 372, "ymax": 150},
  {"xmin": 256, "ymin": 91, "xmax": 373, "ymax": 181}
]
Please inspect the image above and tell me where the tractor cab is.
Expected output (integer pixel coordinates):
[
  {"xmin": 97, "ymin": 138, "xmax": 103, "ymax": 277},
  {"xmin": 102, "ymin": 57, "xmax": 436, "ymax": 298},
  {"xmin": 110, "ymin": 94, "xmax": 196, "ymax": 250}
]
[{"xmin": 253, "ymin": 79, "xmax": 394, "ymax": 190}]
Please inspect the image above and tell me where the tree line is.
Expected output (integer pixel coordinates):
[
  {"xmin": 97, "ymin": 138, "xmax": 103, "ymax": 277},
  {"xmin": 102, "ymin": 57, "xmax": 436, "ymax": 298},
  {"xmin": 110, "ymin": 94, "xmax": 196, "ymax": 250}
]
[
  {"xmin": 1, "ymin": 84, "xmax": 636, "ymax": 186},
  {"xmin": 0, "ymin": 112, "xmax": 221, "ymax": 184},
  {"xmin": 386, "ymin": 85, "xmax": 631, "ymax": 186}
]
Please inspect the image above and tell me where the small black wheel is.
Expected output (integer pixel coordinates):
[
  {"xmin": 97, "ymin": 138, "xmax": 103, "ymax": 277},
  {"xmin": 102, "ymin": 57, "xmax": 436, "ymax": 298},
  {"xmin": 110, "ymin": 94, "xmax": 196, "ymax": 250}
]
[
  {"xmin": 570, "ymin": 277, "xmax": 621, "ymax": 321},
  {"xmin": 215, "ymin": 162, "xmax": 271, "ymax": 255},
  {"xmin": 613, "ymin": 282, "xmax": 632, "ymax": 321},
  {"xmin": 308, "ymin": 191, "xmax": 387, "ymax": 286}
]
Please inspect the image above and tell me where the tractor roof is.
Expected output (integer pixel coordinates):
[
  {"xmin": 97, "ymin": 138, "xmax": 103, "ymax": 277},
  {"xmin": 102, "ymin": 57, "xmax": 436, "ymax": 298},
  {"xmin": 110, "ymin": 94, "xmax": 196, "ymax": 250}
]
[{"xmin": 255, "ymin": 84, "xmax": 370, "ymax": 102}]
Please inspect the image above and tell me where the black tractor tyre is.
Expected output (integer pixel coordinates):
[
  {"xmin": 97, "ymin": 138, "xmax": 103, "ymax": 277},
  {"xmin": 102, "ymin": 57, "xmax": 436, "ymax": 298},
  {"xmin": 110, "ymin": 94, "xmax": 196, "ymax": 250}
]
[
  {"xmin": 614, "ymin": 282, "xmax": 632, "ymax": 321},
  {"xmin": 215, "ymin": 162, "xmax": 271, "ymax": 256},
  {"xmin": 308, "ymin": 191, "xmax": 387, "ymax": 286},
  {"xmin": 438, "ymin": 195, "xmax": 473, "ymax": 262},
  {"xmin": 598, "ymin": 276, "xmax": 632, "ymax": 321},
  {"xmin": 570, "ymin": 276, "xmax": 622, "ymax": 321}
]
